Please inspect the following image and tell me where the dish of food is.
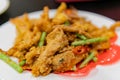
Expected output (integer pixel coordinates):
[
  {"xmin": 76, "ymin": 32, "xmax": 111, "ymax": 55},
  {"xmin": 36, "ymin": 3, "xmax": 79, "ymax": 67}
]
[
  {"xmin": 0, "ymin": 0, "xmax": 10, "ymax": 15},
  {"xmin": 0, "ymin": 2, "xmax": 120, "ymax": 80}
]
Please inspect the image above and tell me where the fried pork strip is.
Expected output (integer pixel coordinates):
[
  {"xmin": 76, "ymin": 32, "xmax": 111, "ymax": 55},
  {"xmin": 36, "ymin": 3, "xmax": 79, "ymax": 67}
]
[
  {"xmin": 7, "ymin": 26, "xmax": 41, "ymax": 59},
  {"xmin": 32, "ymin": 27, "xmax": 68, "ymax": 76},
  {"xmin": 25, "ymin": 46, "xmax": 45, "ymax": 65},
  {"xmin": 54, "ymin": 25, "xmax": 92, "ymax": 38},
  {"xmin": 35, "ymin": 6, "xmax": 53, "ymax": 33},
  {"xmin": 52, "ymin": 50, "xmax": 88, "ymax": 73}
]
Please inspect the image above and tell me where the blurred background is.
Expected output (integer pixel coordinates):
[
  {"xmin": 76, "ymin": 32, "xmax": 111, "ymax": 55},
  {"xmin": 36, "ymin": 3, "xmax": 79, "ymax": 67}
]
[{"xmin": 0, "ymin": 0, "xmax": 120, "ymax": 25}]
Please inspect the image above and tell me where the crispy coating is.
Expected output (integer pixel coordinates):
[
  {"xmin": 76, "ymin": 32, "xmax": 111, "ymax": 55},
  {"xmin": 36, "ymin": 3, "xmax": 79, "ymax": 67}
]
[
  {"xmin": 52, "ymin": 2, "xmax": 68, "ymax": 25},
  {"xmin": 54, "ymin": 25, "xmax": 92, "ymax": 38},
  {"xmin": 35, "ymin": 6, "xmax": 53, "ymax": 33},
  {"xmin": 52, "ymin": 50, "xmax": 87, "ymax": 73},
  {"xmin": 7, "ymin": 26, "xmax": 41, "ymax": 59},
  {"xmin": 52, "ymin": 51, "xmax": 75, "ymax": 73},
  {"xmin": 32, "ymin": 28, "xmax": 68, "ymax": 76},
  {"xmin": 25, "ymin": 46, "xmax": 45, "ymax": 65}
]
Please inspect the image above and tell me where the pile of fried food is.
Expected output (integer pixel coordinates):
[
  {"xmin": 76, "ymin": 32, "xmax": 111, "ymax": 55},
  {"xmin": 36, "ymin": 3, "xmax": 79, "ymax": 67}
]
[{"xmin": 0, "ymin": 2, "xmax": 120, "ymax": 77}]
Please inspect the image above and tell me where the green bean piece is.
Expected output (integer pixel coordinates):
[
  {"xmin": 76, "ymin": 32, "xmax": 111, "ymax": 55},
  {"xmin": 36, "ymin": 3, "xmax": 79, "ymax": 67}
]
[
  {"xmin": 0, "ymin": 52, "xmax": 23, "ymax": 73},
  {"xmin": 71, "ymin": 65, "xmax": 77, "ymax": 71},
  {"xmin": 79, "ymin": 51, "xmax": 96, "ymax": 68},
  {"xmin": 38, "ymin": 32, "xmax": 47, "ymax": 47},
  {"xmin": 64, "ymin": 21, "xmax": 70, "ymax": 26},
  {"xmin": 19, "ymin": 60, "xmax": 26, "ymax": 66},
  {"xmin": 93, "ymin": 57, "xmax": 98, "ymax": 62},
  {"xmin": 76, "ymin": 33, "xmax": 87, "ymax": 40},
  {"xmin": 71, "ymin": 37, "xmax": 108, "ymax": 46}
]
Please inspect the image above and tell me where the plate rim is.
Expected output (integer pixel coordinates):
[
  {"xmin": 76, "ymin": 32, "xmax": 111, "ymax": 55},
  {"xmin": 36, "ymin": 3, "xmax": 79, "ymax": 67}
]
[{"xmin": 1, "ymin": 9, "xmax": 115, "ymax": 26}]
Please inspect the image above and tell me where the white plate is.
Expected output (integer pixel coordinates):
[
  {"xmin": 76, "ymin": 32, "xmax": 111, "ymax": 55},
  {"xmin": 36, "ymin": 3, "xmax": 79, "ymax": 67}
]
[
  {"xmin": 0, "ymin": 0, "xmax": 10, "ymax": 15},
  {"xmin": 0, "ymin": 10, "xmax": 120, "ymax": 80}
]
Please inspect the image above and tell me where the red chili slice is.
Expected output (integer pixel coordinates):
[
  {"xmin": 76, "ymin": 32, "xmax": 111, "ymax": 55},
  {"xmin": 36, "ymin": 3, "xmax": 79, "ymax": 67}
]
[{"xmin": 72, "ymin": 46, "xmax": 90, "ymax": 55}]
